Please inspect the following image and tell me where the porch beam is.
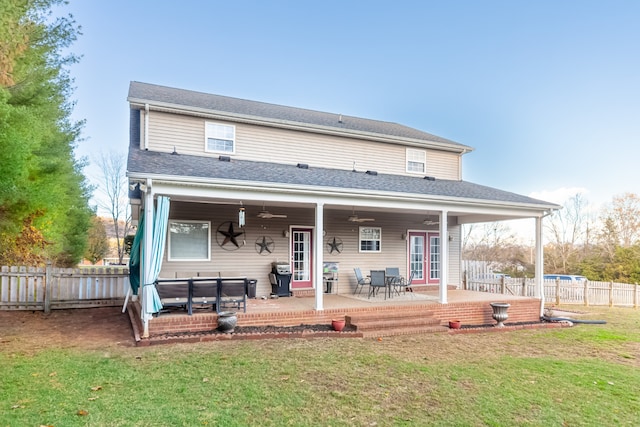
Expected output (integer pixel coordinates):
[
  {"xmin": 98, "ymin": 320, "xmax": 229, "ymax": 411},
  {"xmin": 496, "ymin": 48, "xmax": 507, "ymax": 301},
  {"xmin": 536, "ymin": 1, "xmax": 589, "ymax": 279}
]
[
  {"xmin": 142, "ymin": 178, "xmax": 154, "ymax": 338},
  {"xmin": 439, "ymin": 210, "xmax": 448, "ymax": 304},
  {"xmin": 535, "ymin": 216, "xmax": 544, "ymax": 316},
  {"xmin": 314, "ymin": 202, "xmax": 324, "ymax": 311}
]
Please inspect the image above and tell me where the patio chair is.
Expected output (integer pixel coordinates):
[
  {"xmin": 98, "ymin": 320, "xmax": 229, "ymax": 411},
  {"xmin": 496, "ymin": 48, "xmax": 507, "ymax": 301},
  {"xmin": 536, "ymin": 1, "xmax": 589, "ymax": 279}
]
[
  {"xmin": 353, "ymin": 268, "xmax": 371, "ymax": 295},
  {"xmin": 404, "ymin": 270, "xmax": 415, "ymax": 293},
  {"xmin": 190, "ymin": 277, "xmax": 218, "ymax": 313},
  {"xmin": 385, "ymin": 267, "xmax": 403, "ymax": 297},
  {"xmin": 368, "ymin": 270, "xmax": 387, "ymax": 299},
  {"xmin": 217, "ymin": 277, "xmax": 248, "ymax": 313}
]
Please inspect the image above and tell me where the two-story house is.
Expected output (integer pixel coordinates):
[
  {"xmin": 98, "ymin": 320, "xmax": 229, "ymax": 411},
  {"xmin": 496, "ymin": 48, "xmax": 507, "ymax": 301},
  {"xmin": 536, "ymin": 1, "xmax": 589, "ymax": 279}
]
[{"xmin": 126, "ymin": 81, "xmax": 558, "ymax": 336}]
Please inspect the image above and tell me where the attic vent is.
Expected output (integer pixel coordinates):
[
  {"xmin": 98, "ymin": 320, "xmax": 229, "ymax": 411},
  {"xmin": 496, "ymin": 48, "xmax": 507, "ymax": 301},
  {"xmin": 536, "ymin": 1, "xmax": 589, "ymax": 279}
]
[
  {"xmin": 366, "ymin": 170, "xmax": 378, "ymax": 176},
  {"xmin": 297, "ymin": 163, "xmax": 309, "ymax": 169},
  {"xmin": 219, "ymin": 155, "xmax": 231, "ymax": 162},
  {"xmin": 423, "ymin": 176, "xmax": 436, "ymax": 181}
]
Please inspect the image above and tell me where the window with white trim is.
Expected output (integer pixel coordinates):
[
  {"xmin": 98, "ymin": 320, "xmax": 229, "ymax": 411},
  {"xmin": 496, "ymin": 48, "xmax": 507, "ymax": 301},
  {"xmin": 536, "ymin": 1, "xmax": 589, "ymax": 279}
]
[
  {"xmin": 406, "ymin": 148, "xmax": 426, "ymax": 173},
  {"xmin": 168, "ymin": 220, "xmax": 211, "ymax": 261},
  {"xmin": 359, "ymin": 226, "xmax": 381, "ymax": 252},
  {"xmin": 205, "ymin": 122, "xmax": 235, "ymax": 153}
]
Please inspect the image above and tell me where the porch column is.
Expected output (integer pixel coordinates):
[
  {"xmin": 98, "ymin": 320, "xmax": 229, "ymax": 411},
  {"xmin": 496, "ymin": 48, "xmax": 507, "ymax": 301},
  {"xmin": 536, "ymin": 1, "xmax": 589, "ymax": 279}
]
[
  {"xmin": 314, "ymin": 202, "xmax": 324, "ymax": 311},
  {"xmin": 535, "ymin": 215, "xmax": 544, "ymax": 316},
  {"xmin": 439, "ymin": 210, "xmax": 448, "ymax": 304},
  {"xmin": 142, "ymin": 178, "xmax": 154, "ymax": 337}
]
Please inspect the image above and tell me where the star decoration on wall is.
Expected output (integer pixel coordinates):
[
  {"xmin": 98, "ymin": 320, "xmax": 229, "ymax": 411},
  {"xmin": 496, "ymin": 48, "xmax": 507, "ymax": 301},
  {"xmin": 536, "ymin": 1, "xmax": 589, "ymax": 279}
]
[
  {"xmin": 326, "ymin": 237, "xmax": 343, "ymax": 254},
  {"xmin": 216, "ymin": 221, "xmax": 245, "ymax": 250},
  {"xmin": 255, "ymin": 236, "xmax": 275, "ymax": 255}
]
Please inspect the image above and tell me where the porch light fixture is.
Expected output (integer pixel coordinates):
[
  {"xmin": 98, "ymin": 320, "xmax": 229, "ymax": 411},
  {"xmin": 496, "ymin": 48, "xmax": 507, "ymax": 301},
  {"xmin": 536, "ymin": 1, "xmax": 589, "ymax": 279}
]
[{"xmin": 282, "ymin": 230, "xmax": 289, "ymax": 238}]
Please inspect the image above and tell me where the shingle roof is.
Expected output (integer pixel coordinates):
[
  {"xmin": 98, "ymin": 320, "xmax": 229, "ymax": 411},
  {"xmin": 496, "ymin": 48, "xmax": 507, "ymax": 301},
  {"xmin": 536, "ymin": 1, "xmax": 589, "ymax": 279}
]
[
  {"xmin": 128, "ymin": 81, "xmax": 471, "ymax": 151},
  {"xmin": 127, "ymin": 148, "xmax": 557, "ymax": 208}
]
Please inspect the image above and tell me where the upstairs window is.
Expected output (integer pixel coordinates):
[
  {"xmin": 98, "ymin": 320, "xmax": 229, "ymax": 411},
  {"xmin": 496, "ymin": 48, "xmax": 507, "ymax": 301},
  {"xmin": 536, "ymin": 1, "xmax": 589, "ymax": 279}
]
[
  {"xmin": 205, "ymin": 122, "xmax": 235, "ymax": 153},
  {"xmin": 406, "ymin": 148, "xmax": 426, "ymax": 174},
  {"xmin": 359, "ymin": 226, "xmax": 381, "ymax": 253}
]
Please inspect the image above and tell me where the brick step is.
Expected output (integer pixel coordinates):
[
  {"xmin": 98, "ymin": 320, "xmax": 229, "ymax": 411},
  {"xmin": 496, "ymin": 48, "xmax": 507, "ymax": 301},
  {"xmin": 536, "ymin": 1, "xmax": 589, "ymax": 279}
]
[{"xmin": 361, "ymin": 324, "xmax": 449, "ymax": 338}]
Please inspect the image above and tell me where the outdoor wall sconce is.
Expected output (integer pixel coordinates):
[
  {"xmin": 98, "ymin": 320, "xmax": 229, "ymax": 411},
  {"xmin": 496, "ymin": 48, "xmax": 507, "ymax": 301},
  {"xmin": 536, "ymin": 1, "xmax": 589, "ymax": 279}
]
[
  {"xmin": 283, "ymin": 230, "xmax": 289, "ymax": 238},
  {"xmin": 449, "ymin": 234, "xmax": 453, "ymax": 242},
  {"xmin": 401, "ymin": 233, "xmax": 407, "ymax": 240}
]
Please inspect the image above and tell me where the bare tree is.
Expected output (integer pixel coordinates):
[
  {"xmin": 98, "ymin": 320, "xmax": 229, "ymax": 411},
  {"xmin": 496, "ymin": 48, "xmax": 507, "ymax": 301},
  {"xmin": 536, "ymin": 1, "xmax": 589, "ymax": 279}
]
[
  {"xmin": 545, "ymin": 193, "xmax": 593, "ymax": 273},
  {"xmin": 95, "ymin": 151, "xmax": 131, "ymax": 264},
  {"xmin": 462, "ymin": 222, "xmax": 524, "ymax": 272},
  {"xmin": 598, "ymin": 192, "xmax": 640, "ymax": 250}
]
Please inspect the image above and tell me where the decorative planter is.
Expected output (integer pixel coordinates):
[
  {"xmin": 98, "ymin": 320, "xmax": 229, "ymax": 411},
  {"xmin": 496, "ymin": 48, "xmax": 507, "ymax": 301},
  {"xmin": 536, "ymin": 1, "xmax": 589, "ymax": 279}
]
[
  {"xmin": 490, "ymin": 302, "xmax": 510, "ymax": 327},
  {"xmin": 217, "ymin": 311, "xmax": 238, "ymax": 333},
  {"xmin": 331, "ymin": 319, "xmax": 346, "ymax": 332},
  {"xmin": 448, "ymin": 320, "xmax": 461, "ymax": 329}
]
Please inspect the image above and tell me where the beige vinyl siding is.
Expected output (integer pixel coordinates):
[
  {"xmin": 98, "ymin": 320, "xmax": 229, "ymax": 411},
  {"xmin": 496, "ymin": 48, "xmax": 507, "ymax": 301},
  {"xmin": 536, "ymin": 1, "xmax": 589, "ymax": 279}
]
[
  {"xmin": 146, "ymin": 111, "xmax": 461, "ymax": 180},
  {"xmin": 159, "ymin": 201, "xmax": 462, "ymax": 296}
]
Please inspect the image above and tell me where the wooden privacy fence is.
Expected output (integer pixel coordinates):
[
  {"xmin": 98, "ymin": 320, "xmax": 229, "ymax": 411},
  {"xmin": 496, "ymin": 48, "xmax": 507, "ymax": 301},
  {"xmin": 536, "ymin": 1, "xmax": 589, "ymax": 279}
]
[
  {"xmin": 463, "ymin": 273, "xmax": 640, "ymax": 308},
  {"xmin": 0, "ymin": 265, "xmax": 130, "ymax": 312}
]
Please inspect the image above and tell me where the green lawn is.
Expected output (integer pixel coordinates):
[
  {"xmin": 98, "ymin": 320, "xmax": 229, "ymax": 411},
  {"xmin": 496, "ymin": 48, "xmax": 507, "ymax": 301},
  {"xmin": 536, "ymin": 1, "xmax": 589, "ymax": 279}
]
[{"xmin": 2, "ymin": 306, "xmax": 639, "ymax": 426}]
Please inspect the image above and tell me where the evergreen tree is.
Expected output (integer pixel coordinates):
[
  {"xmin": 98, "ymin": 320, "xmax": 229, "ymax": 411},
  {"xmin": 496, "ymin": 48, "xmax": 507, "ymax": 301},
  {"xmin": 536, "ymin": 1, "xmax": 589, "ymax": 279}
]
[{"xmin": 0, "ymin": 0, "xmax": 91, "ymax": 266}]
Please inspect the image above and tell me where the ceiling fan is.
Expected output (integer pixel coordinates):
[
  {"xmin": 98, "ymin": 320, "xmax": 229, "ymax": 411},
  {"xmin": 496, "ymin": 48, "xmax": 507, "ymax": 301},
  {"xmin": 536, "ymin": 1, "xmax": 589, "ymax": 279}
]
[
  {"xmin": 423, "ymin": 218, "xmax": 440, "ymax": 226},
  {"xmin": 257, "ymin": 205, "xmax": 287, "ymax": 219},
  {"xmin": 348, "ymin": 209, "xmax": 375, "ymax": 223}
]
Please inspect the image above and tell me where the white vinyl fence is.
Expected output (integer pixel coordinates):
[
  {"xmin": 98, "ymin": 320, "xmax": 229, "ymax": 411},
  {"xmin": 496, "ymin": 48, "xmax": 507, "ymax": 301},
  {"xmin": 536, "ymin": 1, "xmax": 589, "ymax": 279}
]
[
  {"xmin": 462, "ymin": 261, "xmax": 639, "ymax": 308},
  {"xmin": 0, "ymin": 265, "xmax": 130, "ymax": 312}
]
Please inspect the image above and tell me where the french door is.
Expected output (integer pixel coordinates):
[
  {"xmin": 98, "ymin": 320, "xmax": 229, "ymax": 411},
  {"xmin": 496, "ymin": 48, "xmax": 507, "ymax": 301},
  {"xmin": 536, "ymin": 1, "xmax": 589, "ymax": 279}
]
[
  {"xmin": 291, "ymin": 228, "xmax": 313, "ymax": 289},
  {"xmin": 408, "ymin": 231, "xmax": 440, "ymax": 285}
]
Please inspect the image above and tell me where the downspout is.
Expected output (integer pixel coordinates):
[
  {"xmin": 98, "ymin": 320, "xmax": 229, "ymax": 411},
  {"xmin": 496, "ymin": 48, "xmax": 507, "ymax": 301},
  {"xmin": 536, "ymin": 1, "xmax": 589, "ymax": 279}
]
[{"xmin": 144, "ymin": 104, "xmax": 149, "ymax": 150}]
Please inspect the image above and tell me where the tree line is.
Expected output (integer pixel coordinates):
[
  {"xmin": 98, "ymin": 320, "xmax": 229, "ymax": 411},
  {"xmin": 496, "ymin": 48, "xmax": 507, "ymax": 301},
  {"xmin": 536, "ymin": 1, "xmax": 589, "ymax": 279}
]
[
  {"xmin": 0, "ymin": 0, "xmax": 92, "ymax": 266},
  {"xmin": 463, "ymin": 193, "xmax": 640, "ymax": 283}
]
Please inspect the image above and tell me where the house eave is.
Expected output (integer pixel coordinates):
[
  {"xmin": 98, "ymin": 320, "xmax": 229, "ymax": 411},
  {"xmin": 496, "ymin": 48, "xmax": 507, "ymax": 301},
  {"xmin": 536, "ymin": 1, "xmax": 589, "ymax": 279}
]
[{"xmin": 127, "ymin": 172, "xmax": 558, "ymax": 217}]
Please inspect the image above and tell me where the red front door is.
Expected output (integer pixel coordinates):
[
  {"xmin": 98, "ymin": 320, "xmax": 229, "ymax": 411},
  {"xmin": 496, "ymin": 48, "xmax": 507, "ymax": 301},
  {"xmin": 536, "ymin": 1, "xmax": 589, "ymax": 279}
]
[{"xmin": 291, "ymin": 228, "xmax": 313, "ymax": 289}]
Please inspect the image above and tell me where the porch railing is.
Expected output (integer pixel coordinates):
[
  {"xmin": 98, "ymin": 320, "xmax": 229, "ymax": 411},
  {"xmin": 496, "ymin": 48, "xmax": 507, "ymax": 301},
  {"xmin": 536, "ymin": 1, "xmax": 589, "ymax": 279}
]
[
  {"xmin": 0, "ymin": 264, "xmax": 130, "ymax": 312},
  {"xmin": 463, "ymin": 273, "xmax": 639, "ymax": 308}
]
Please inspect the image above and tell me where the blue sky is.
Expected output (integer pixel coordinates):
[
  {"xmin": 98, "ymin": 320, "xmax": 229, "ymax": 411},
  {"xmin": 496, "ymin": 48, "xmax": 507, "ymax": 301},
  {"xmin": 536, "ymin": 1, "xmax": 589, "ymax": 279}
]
[{"xmin": 61, "ymin": 1, "xmax": 639, "ymax": 212}]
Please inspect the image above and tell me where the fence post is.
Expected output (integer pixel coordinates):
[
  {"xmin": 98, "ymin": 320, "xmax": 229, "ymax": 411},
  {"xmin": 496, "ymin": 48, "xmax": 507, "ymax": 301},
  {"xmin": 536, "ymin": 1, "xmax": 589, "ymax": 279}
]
[
  {"xmin": 555, "ymin": 278, "xmax": 561, "ymax": 305},
  {"xmin": 634, "ymin": 283, "xmax": 638, "ymax": 309},
  {"xmin": 609, "ymin": 281, "xmax": 614, "ymax": 307},
  {"xmin": 463, "ymin": 271, "xmax": 467, "ymax": 290},
  {"xmin": 44, "ymin": 261, "xmax": 52, "ymax": 314},
  {"xmin": 500, "ymin": 276, "xmax": 506, "ymax": 294},
  {"xmin": 521, "ymin": 277, "xmax": 526, "ymax": 296},
  {"xmin": 584, "ymin": 280, "xmax": 589, "ymax": 306}
]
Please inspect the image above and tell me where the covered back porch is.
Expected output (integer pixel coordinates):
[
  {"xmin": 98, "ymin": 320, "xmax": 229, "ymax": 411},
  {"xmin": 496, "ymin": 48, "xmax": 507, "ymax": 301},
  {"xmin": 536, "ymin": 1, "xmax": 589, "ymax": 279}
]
[{"xmin": 127, "ymin": 289, "xmax": 546, "ymax": 345}]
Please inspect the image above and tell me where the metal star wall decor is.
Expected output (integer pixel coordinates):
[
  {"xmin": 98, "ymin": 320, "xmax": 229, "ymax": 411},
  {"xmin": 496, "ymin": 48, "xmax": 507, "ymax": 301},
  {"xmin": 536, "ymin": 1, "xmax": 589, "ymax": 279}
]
[
  {"xmin": 216, "ymin": 221, "xmax": 245, "ymax": 251},
  {"xmin": 255, "ymin": 236, "xmax": 275, "ymax": 255},
  {"xmin": 326, "ymin": 236, "xmax": 343, "ymax": 254}
]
